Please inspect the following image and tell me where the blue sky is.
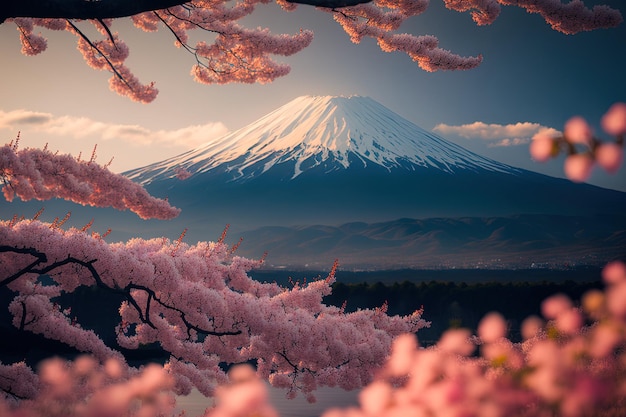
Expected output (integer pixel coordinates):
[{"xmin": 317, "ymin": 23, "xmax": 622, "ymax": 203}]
[{"xmin": 0, "ymin": 0, "xmax": 625, "ymax": 191}]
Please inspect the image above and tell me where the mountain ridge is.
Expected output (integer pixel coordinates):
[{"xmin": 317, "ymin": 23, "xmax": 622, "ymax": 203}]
[{"xmin": 232, "ymin": 214, "xmax": 626, "ymax": 270}]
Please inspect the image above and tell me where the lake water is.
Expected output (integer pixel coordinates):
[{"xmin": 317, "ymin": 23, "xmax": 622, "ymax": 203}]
[{"xmin": 175, "ymin": 385, "xmax": 359, "ymax": 417}]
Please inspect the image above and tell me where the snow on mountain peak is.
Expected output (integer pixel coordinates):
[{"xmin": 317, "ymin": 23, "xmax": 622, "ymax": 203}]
[{"xmin": 126, "ymin": 95, "xmax": 519, "ymax": 184}]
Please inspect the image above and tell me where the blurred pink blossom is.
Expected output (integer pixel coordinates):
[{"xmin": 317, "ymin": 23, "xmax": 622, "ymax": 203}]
[
  {"xmin": 602, "ymin": 261, "xmax": 626, "ymax": 284},
  {"xmin": 478, "ymin": 312, "xmax": 507, "ymax": 343},
  {"xmin": 564, "ymin": 153, "xmax": 594, "ymax": 182},
  {"xmin": 564, "ymin": 116, "xmax": 593, "ymax": 145},
  {"xmin": 555, "ymin": 308, "xmax": 583, "ymax": 335},
  {"xmin": 595, "ymin": 142, "xmax": 623, "ymax": 173},
  {"xmin": 437, "ymin": 328, "xmax": 474, "ymax": 356},
  {"xmin": 541, "ymin": 293, "xmax": 572, "ymax": 319},
  {"xmin": 521, "ymin": 316, "xmax": 543, "ymax": 340},
  {"xmin": 601, "ymin": 102, "xmax": 626, "ymax": 136},
  {"xmin": 530, "ymin": 133, "xmax": 555, "ymax": 162}
]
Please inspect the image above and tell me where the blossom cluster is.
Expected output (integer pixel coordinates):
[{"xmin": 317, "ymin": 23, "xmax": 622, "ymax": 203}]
[
  {"xmin": 1, "ymin": 216, "xmax": 428, "ymax": 401},
  {"xmin": 0, "ymin": 142, "xmax": 180, "ymax": 220},
  {"xmin": 7, "ymin": 0, "xmax": 622, "ymax": 102},
  {"xmin": 0, "ymin": 356, "xmax": 175, "ymax": 417},
  {"xmin": 2, "ymin": 262, "xmax": 625, "ymax": 417},
  {"xmin": 531, "ymin": 103, "xmax": 626, "ymax": 182},
  {"xmin": 321, "ymin": 261, "xmax": 626, "ymax": 417}
]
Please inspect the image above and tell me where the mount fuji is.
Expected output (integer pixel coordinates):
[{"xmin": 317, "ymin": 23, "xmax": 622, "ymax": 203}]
[
  {"xmin": 126, "ymin": 96, "xmax": 625, "ymax": 226},
  {"xmin": 4, "ymin": 96, "xmax": 622, "ymax": 269}
]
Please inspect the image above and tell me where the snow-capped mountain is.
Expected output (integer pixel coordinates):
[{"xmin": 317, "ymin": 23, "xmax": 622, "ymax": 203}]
[
  {"xmin": 121, "ymin": 95, "xmax": 626, "ymax": 241},
  {"xmin": 126, "ymin": 95, "xmax": 520, "ymax": 184}
]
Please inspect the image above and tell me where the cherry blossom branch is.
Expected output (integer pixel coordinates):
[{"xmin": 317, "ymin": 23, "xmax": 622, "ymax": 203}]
[
  {"xmin": 6, "ymin": 1, "xmax": 621, "ymax": 102},
  {"xmin": 1, "ymin": 218, "xmax": 429, "ymax": 398},
  {"xmin": 0, "ymin": 246, "xmax": 47, "ymax": 287},
  {"xmin": 65, "ymin": 19, "xmax": 135, "ymax": 93},
  {"xmin": 0, "ymin": 244, "xmax": 240, "ymax": 342},
  {"xmin": 0, "ymin": 143, "xmax": 180, "ymax": 220},
  {"xmin": 530, "ymin": 102, "xmax": 626, "ymax": 182}
]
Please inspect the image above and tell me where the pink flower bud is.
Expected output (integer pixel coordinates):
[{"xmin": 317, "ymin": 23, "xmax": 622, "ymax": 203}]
[
  {"xmin": 602, "ymin": 261, "xmax": 626, "ymax": 284},
  {"xmin": 595, "ymin": 142, "xmax": 623, "ymax": 173},
  {"xmin": 530, "ymin": 134, "xmax": 556, "ymax": 162},
  {"xmin": 564, "ymin": 116, "xmax": 593, "ymax": 145},
  {"xmin": 564, "ymin": 154, "xmax": 594, "ymax": 182},
  {"xmin": 438, "ymin": 328, "xmax": 474, "ymax": 356},
  {"xmin": 542, "ymin": 294, "xmax": 572, "ymax": 319},
  {"xmin": 521, "ymin": 316, "xmax": 543, "ymax": 340},
  {"xmin": 478, "ymin": 312, "xmax": 507, "ymax": 343},
  {"xmin": 555, "ymin": 308, "xmax": 582, "ymax": 335},
  {"xmin": 601, "ymin": 102, "xmax": 626, "ymax": 136}
]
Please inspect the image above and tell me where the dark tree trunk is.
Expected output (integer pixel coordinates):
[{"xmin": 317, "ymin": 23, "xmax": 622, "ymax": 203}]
[{"xmin": 0, "ymin": 0, "xmax": 371, "ymax": 23}]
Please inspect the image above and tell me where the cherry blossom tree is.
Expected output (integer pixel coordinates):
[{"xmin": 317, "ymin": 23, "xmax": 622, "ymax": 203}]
[
  {"xmin": 0, "ymin": 141, "xmax": 429, "ymax": 410},
  {"xmin": 1, "ymin": 0, "xmax": 622, "ymax": 103},
  {"xmin": 2, "ymin": 261, "xmax": 625, "ymax": 417}
]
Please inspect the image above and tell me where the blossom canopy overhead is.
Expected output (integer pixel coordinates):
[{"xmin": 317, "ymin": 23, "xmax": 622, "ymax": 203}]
[{"xmin": 1, "ymin": 0, "xmax": 621, "ymax": 102}]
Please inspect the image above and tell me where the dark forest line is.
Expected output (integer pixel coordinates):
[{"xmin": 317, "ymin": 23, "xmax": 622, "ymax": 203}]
[{"xmin": 322, "ymin": 278, "xmax": 603, "ymax": 345}]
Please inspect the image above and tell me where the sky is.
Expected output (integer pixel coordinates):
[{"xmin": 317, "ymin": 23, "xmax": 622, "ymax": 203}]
[{"xmin": 1, "ymin": 0, "xmax": 625, "ymax": 192}]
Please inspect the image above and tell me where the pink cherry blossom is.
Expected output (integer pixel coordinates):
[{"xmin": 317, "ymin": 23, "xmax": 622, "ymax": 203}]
[
  {"xmin": 0, "ymin": 143, "xmax": 179, "ymax": 219},
  {"xmin": 541, "ymin": 293, "xmax": 572, "ymax": 319},
  {"xmin": 602, "ymin": 260, "xmax": 626, "ymax": 284},
  {"xmin": 477, "ymin": 312, "xmax": 507, "ymax": 343},
  {"xmin": 3, "ymin": 261, "xmax": 626, "ymax": 417},
  {"xmin": 555, "ymin": 308, "xmax": 583, "ymax": 335},
  {"xmin": 530, "ymin": 133, "xmax": 556, "ymax": 162},
  {"xmin": 564, "ymin": 116, "xmax": 593, "ymax": 145},
  {"xmin": 1, "ymin": 215, "xmax": 429, "ymax": 402},
  {"xmin": 563, "ymin": 153, "xmax": 594, "ymax": 182},
  {"xmin": 8, "ymin": 0, "xmax": 622, "ymax": 102},
  {"xmin": 521, "ymin": 315, "xmax": 543, "ymax": 340},
  {"xmin": 606, "ymin": 281, "xmax": 626, "ymax": 319},
  {"xmin": 595, "ymin": 142, "xmax": 623, "ymax": 173},
  {"xmin": 601, "ymin": 102, "xmax": 626, "ymax": 136}
]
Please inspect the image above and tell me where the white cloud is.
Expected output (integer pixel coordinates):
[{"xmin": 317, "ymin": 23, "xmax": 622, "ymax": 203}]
[
  {"xmin": 433, "ymin": 121, "xmax": 560, "ymax": 147},
  {"xmin": 0, "ymin": 109, "xmax": 230, "ymax": 172},
  {"xmin": 0, "ymin": 109, "xmax": 229, "ymax": 149}
]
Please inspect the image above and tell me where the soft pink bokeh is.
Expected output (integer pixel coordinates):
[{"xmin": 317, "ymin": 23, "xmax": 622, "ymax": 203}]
[
  {"xmin": 601, "ymin": 102, "xmax": 626, "ymax": 136},
  {"xmin": 530, "ymin": 134, "xmax": 555, "ymax": 162},
  {"xmin": 564, "ymin": 116, "xmax": 593, "ymax": 145},
  {"xmin": 563, "ymin": 153, "xmax": 594, "ymax": 182},
  {"xmin": 595, "ymin": 142, "xmax": 623, "ymax": 173}
]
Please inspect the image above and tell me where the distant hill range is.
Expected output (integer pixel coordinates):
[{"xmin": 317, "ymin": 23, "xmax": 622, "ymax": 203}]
[{"xmin": 3, "ymin": 96, "xmax": 625, "ymax": 269}]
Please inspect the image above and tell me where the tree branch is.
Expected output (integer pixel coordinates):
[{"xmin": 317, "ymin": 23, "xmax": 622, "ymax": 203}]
[
  {"xmin": 0, "ymin": 246, "xmax": 47, "ymax": 288},
  {"xmin": 65, "ymin": 20, "xmax": 135, "ymax": 93},
  {"xmin": 1, "ymin": 245, "xmax": 241, "ymax": 338}
]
